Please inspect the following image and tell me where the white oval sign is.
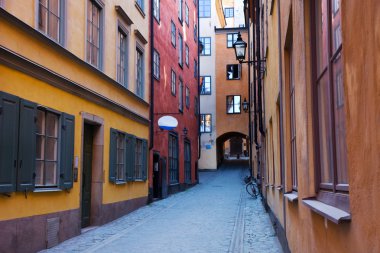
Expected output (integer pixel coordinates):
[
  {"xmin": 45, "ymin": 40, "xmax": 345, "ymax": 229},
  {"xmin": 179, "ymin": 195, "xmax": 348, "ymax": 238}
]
[{"xmin": 158, "ymin": 115, "xmax": 178, "ymax": 130}]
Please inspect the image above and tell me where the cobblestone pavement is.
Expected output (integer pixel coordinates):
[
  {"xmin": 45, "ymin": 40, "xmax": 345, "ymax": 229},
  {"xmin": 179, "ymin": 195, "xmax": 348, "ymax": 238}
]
[{"xmin": 41, "ymin": 160, "xmax": 283, "ymax": 253}]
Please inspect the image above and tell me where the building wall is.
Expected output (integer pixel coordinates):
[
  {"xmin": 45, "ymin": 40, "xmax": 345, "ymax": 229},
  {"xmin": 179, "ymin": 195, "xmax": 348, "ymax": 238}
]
[
  {"xmin": 215, "ymin": 28, "xmax": 249, "ymax": 145},
  {"xmin": 0, "ymin": 1, "xmax": 150, "ymax": 251},
  {"xmin": 248, "ymin": 0, "xmax": 380, "ymax": 252},
  {"xmin": 198, "ymin": 0, "xmax": 225, "ymax": 170},
  {"xmin": 150, "ymin": 0, "xmax": 199, "ymax": 194}
]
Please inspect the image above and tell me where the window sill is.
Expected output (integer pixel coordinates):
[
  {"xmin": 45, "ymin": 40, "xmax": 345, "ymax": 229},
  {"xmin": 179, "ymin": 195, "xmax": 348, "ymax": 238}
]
[
  {"xmin": 284, "ymin": 191, "xmax": 298, "ymax": 202},
  {"xmin": 34, "ymin": 188, "xmax": 62, "ymax": 193},
  {"xmin": 275, "ymin": 185, "xmax": 283, "ymax": 192},
  {"xmin": 302, "ymin": 197, "xmax": 351, "ymax": 224},
  {"xmin": 115, "ymin": 181, "xmax": 127, "ymax": 185}
]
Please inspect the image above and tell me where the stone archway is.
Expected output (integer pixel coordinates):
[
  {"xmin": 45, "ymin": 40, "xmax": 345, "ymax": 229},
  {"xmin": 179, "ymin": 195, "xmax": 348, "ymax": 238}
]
[{"xmin": 216, "ymin": 132, "xmax": 248, "ymax": 167}]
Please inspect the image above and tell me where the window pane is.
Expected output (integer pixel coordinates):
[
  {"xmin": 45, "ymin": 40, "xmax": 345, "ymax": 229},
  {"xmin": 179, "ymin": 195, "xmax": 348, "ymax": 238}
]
[
  {"xmin": 37, "ymin": 109, "xmax": 45, "ymax": 134},
  {"xmin": 317, "ymin": 73, "xmax": 333, "ymax": 185},
  {"xmin": 331, "ymin": 0, "xmax": 341, "ymax": 54},
  {"xmin": 46, "ymin": 137, "xmax": 58, "ymax": 161},
  {"xmin": 46, "ymin": 112, "xmax": 58, "ymax": 137},
  {"xmin": 36, "ymin": 136, "xmax": 45, "ymax": 160},
  {"xmin": 49, "ymin": 0, "xmax": 60, "ymax": 16},
  {"xmin": 234, "ymin": 96, "xmax": 241, "ymax": 113},
  {"xmin": 39, "ymin": 5, "xmax": 48, "ymax": 33},
  {"xmin": 45, "ymin": 161, "xmax": 57, "ymax": 185},
  {"xmin": 315, "ymin": 0, "xmax": 329, "ymax": 75},
  {"xmin": 48, "ymin": 15, "xmax": 59, "ymax": 41},
  {"xmin": 35, "ymin": 161, "xmax": 44, "ymax": 186}
]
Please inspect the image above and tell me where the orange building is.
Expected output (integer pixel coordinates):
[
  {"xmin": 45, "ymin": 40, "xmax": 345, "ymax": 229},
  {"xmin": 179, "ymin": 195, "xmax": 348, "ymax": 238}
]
[
  {"xmin": 246, "ymin": 0, "xmax": 380, "ymax": 252},
  {"xmin": 215, "ymin": 28, "xmax": 249, "ymax": 165}
]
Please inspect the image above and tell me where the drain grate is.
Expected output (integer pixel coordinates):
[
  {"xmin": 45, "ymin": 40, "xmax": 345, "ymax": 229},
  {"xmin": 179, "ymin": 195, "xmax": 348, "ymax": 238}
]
[{"xmin": 46, "ymin": 217, "xmax": 60, "ymax": 248}]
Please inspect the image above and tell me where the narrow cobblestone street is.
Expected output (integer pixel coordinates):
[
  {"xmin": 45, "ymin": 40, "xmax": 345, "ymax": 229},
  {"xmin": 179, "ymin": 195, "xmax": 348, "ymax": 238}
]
[{"xmin": 41, "ymin": 161, "xmax": 282, "ymax": 253}]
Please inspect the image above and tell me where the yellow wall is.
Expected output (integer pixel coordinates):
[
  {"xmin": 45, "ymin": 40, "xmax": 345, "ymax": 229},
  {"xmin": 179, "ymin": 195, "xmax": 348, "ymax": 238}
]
[{"xmin": 0, "ymin": 0, "xmax": 150, "ymax": 221}]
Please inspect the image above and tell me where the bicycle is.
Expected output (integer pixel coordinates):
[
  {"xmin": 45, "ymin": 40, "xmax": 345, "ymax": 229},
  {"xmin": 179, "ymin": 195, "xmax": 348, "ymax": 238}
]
[{"xmin": 244, "ymin": 175, "xmax": 260, "ymax": 198}]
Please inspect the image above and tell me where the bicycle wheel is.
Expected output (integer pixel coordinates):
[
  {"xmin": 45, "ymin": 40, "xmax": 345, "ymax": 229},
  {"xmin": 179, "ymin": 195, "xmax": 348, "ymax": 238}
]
[{"xmin": 246, "ymin": 183, "xmax": 257, "ymax": 198}]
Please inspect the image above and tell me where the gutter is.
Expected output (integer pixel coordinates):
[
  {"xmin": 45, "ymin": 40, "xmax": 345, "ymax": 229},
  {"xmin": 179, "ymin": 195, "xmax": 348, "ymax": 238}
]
[{"xmin": 149, "ymin": 0, "xmax": 155, "ymax": 150}]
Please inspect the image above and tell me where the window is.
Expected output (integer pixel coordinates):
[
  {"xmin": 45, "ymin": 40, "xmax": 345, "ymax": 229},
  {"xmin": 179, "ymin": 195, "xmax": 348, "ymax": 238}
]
[
  {"xmin": 116, "ymin": 132, "xmax": 126, "ymax": 182},
  {"xmin": 226, "ymin": 64, "xmax": 240, "ymax": 80},
  {"xmin": 136, "ymin": 0, "xmax": 144, "ymax": 12},
  {"xmin": 185, "ymin": 44, "xmax": 189, "ymax": 66},
  {"xmin": 117, "ymin": 27, "xmax": 128, "ymax": 87},
  {"xmin": 185, "ymin": 86, "xmax": 190, "ymax": 108},
  {"xmin": 313, "ymin": 0, "xmax": 347, "ymax": 206},
  {"xmin": 0, "ymin": 92, "xmax": 74, "ymax": 193},
  {"xmin": 179, "ymin": 78, "xmax": 183, "ymax": 112},
  {"xmin": 109, "ymin": 129, "xmax": 147, "ymax": 183},
  {"xmin": 134, "ymin": 139, "xmax": 144, "ymax": 180},
  {"xmin": 224, "ymin": 7, "xmax": 234, "ymax": 18},
  {"xmin": 226, "ymin": 95, "xmax": 241, "ymax": 114},
  {"xmin": 200, "ymin": 114, "xmax": 212, "ymax": 133},
  {"xmin": 185, "ymin": 3, "xmax": 189, "ymax": 26},
  {"xmin": 199, "ymin": 37, "xmax": 211, "ymax": 56},
  {"xmin": 227, "ymin": 33, "xmax": 239, "ymax": 48},
  {"xmin": 136, "ymin": 46, "xmax": 144, "ymax": 98},
  {"xmin": 153, "ymin": 0, "xmax": 160, "ymax": 21},
  {"xmin": 168, "ymin": 133, "xmax": 179, "ymax": 184},
  {"xmin": 86, "ymin": 0, "xmax": 103, "ymax": 68},
  {"xmin": 200, "ymin": 76, "xmax": 211, "ymax": 95},
  {"xmin": 194, "ymin": 23, "xmax": 197, "ymax": 41},
  {"xmin": 178, "ymin": 0, "xmax": 183, "ymax": 22},
  {"xmin": 184, "ymin": 141, "xmax": 191, "ymax": 183},
  {"xmin": 178, "ymin": 32, "xmax": 183, "ymax": 66},
  {"xmin": 194, "ymin": 60, "xmax": 198, "ymax": 78},
  {"xmin": 171, "ymin": 69, "xmax": 176, "ymax": 95},
  {"xmin": 171, "ymin": 21, "xmax": 176, "ymax": 47},
  {"xmin": 38, "ymin": 0, "xmax": 64, "ymax": 43},
  {"xmin": 153, "ymin": 49, "xmax": 160, "ymax": 80},
  {"xmin": 199, "ymin": 0, "xmax": 211, "ymax": 17}
]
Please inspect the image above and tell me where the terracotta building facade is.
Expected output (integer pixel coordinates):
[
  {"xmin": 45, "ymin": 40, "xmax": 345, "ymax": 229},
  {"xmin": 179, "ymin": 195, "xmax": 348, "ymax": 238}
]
[
  {"xmin": 246, "ymin": 0, "xmax": 380, "ymax": 252},
  {"xmin": 149, "ymin": 0, "xmax": 199, "ymax": 199}
]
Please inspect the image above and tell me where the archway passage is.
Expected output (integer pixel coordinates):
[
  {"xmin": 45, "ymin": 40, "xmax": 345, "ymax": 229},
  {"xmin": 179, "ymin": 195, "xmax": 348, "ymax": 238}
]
[{"xmin": 216, "ymin": 132, "xmax": 249, "ymax": 167}]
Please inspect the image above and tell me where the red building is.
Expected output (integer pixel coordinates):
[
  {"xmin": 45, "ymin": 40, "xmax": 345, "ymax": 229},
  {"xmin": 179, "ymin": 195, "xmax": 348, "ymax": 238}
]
[{"xmin": 149, "ymin": 0, "xmax": 199, "ymax": 198}]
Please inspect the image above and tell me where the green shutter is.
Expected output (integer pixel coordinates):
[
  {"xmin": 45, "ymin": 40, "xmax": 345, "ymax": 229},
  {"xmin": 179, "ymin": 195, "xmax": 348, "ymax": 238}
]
[
  {"xmin": 109, "ymin": 128, "xmax": 117, "ymax": 183},
  {"xmin": 59, "ymin": 113, "xmax": 75, "ymax": 190},
  {"xmin": 0, "ymin": 92, "xmax": 19, "ymax": 193},
  {"xmin": 142, "ymin": 139, "xmax": 148, "ymax": 181},
  {"xmin": 17, "ymin": 99, "xmax": 37, "ymax": 192},
  {"xmin": 125, "ymin": 134, "xmax": 135, "ymax": 181}
]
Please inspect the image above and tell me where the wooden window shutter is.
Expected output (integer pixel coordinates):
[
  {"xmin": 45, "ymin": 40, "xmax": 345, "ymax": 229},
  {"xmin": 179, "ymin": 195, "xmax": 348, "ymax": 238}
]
[
  {"xmin": 0, "ymin": 92, "xmax": 19, "ymax": 193},
  {"xmin": 142, "ymin": 139, "xmax": 148, "ymax": 181},
  {"xmin": 109, "ymin": 128, "xmax": 118, "ymax": 183},
  {"xmin": 125, "ymin": 134, "xmax": 136, "ymax": 181},
  {"xmin": 59, "ymin": 113, "xmax": 75, "ymax": 190},
  {"xmin": 17, "ymin": 99, "xmax": 37, "ymax": 192}
]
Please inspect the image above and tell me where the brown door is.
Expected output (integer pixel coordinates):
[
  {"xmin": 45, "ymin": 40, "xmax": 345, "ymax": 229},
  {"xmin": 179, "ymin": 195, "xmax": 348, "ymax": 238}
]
[{"xmin": 81, "ymin": 124, "xmax": 93, "ymax": 228}]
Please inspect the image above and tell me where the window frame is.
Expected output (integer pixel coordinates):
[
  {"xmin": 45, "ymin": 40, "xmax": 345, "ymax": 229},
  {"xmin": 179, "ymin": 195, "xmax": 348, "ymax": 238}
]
[
  {"xmin": 199, "ymin": 0, "xmax": 211, "ymax": 18},
  {"xmin": 185, "ymin": 86, "xmax": 190, "ymax": 108},
  {"xmin": 226, "ymin": 64, "xmax": 241, "ymax": 80},
  {"xmin": 199, "ymin": 37, "xmax": 211, "ymax": 56},
  {"xmin": 86, "ymin": 0, "xmax": 104, "ymax": 69},
  {"xmin": 116, "ymin": 23, "xmax": 129, "ymax": 87},
  {"xmin": 135, "ymin": 0, "xmax": 144, "ymax": 13},
  {"xmin": 178, "ymin": 0, "xmax": 183, "ymax": 23},
  {"xmin": 38, "ymin": 0, "xmax": 65, "ymax": 45},
  {"xmin": 226, "ymin": 95, "xmax": 241, "ymax": 114},
  {"xmin": 135, "ymin": 43, "xmax": 145, "ymax": 98},
  {"xmin": 153, "ymin": 0, "xmax": 160, "ymax": 22},
  {"xmin": 200, "ymin": 114, "xmax": 212, "ymax": 133},
  {"xmin": 171, "ymin": 69, "xmax": 176, "ymax": 96},
  {"xmin": 200, "ymin": 76, "xmax": 211, "ymax": 95},
  {"xmin": 153, "ymin": 49, "xmax": 160, "ymax": 80},
  {"xmin": 224, "ymin": 7, "xmax": 234, "ymax": 18},
  {"xmin": 171, "ymin": 21, "xmax": 176, "ymax": 47},
  {"xmin": 185, "ymin": 2, "xmax": 189, "ymax": 26},
  {"xmin": 185, "ymin": 44, "xmax": 189, "ymax": 67},
  {"xmin": 227, "ymin": 33, "xmax": 239, "ymax": 48},
  {"xmin": 178, "ymin": 77, "xmax": 184, "ymax": 112},
  {"xmin": 311, "ymin": 0, "xmax": 348, "ymax": 211},
  {"xmin": 168, "ymin": 132, "xmax": 179, "ymax": 184},
  {"xmin": 178, "ymin": 32, "xmax": 183, "ymax": 67}
]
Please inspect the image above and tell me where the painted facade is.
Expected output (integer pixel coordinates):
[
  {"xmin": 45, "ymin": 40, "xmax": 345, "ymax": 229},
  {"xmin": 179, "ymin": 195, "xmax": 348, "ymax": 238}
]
[
  {"xmin": 246, "ymin": 0, "xmax": 380, "ymax": 252},
  {"xmin": 215, "ymin": 28, "xmax": 249, "ymax": 165},
  {"xmin": 149, "ymin": 0, "xmax": 199, "ymax": 199},
  {"xmin": 0, "ymin": 1, "xmax": 150, "ymax": 252},
  {"xmin": 198, "ymin": 0, "xmax": 225, "ymax": 170}
]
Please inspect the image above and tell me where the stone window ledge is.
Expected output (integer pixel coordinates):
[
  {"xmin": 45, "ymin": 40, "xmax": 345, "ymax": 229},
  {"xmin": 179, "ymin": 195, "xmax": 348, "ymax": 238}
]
[
  {"xmin": 284, "ymin": 191, "xmax": 298, "ymax": 202},
  {"xmin": 302, "ymin": 197, "xmax": 351, "ymax": 224}
]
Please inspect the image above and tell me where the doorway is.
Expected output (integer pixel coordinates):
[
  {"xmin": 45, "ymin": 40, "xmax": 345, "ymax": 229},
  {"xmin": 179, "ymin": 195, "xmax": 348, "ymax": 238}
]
[
  {"xmin": 81, "ymin": 123, "xmax": 93, "ymax": 228},
  {"xmin": 153, "ymin": 153, "xmax": 161, "ymax": 199}
]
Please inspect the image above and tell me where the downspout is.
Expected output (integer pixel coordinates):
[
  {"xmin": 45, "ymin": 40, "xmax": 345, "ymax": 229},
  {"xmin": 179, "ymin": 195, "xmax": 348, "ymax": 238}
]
[
  {"xmin": 256, "ymin": 1, "xmax": 265, "ymax": 136},
  {"xmin": 247, "ymin": 16, "xmax": 253, "ymax": 178},
  {"xmin": 149, "ymin": 0, "xmax": 155, "ymax": 151},
  {"xmin": 197, "ymin": 1, "xmax": 201, "ymax": 161},
  {"xmin": 276, "ymin": 0, "xmax": 287, "ymax": 238}
]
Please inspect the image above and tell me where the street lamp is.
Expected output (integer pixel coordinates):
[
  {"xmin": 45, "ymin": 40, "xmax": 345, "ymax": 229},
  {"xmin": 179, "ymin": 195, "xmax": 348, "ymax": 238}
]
[
  {"xmin": 242, "ymin": 98, "xmax": 249, "ymax": 113},
  {"xmin": 233, "ymin": 33, "xmax": 247, "ymax": 63}
]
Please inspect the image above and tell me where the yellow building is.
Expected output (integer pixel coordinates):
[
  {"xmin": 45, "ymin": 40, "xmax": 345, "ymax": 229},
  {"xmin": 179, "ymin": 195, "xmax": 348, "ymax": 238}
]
[
  {"xmin": 247, "ymin": 0, "xmax": 380, "ymax": 252},
  {"xmin": 0, "ymin": 1, "xmax": 150, "ymax": 252}
]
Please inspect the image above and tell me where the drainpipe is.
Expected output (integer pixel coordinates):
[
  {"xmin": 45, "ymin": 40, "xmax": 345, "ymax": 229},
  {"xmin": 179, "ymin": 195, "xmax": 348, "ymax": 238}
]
[
  {"xmin": 276, "ymin": 0, "xmax": 287, "ymax": 238},
  {"xmin": 256, "ymin": 1, "xmax": 264, "ymax": 136},
  {"xmin": 149, "ymin": 0, "xmax": 155, "ymax": 151},
  {"xmin": 247, "ymin": 22, "xmax": 253, "ymax": 178}
]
